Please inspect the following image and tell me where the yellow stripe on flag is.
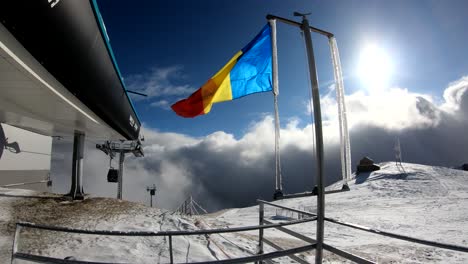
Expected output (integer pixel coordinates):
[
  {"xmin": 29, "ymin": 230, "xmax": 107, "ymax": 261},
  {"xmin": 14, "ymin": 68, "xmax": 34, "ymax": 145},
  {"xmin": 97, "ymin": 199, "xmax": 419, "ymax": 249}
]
[{"xmin": 201, "ymin": 51, "xmax": 243, "ymax": 113}]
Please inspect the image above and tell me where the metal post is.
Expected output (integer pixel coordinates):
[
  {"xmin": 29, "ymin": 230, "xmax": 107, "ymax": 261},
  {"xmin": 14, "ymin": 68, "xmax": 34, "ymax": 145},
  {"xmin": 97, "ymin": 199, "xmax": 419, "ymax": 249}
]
[
  {"xmin": 169, "ymin": 235, "xmax": 174, "ymax": 264},
  {"xmin": 117, "ymin": 150, "xmax": 124, "ymax": 200},
  {"xmin": 190, "ymin": 196, "xmax": 193, "ymax": 216},
  {"xmin": 258, "ymin": 202, "xmax": 264, "ymax": 255},
  {"xmin": 11, "ymin": 224, "xmax": 21, "ymax": 264},
  {"xmin": 395, "ymin": 137, "xmax": 402, "ymax": 166},
  {"xmin": 147, "ymin": 184, "xmax": 156, "ymax": 207},
  {"xmin": 296, "ymin": 12, "xmax": 326, "ymax": 264},
  {"xmin": 268, "ymin": 18, "xmax": 283, "ymax": 197},
  {"xmin": 68, "ymin": 131, "xmax": 85, "ymax": 200}
]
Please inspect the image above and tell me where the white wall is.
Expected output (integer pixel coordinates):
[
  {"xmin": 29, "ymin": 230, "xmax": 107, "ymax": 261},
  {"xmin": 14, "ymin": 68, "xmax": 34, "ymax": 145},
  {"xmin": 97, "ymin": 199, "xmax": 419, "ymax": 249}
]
[
  {"xmin": 0, "ymin": 123, "xmax": 52, "ymax": 190},
  {"xmin": 0, "ymin": 123, "xmax": 52, "ymax": 170}
]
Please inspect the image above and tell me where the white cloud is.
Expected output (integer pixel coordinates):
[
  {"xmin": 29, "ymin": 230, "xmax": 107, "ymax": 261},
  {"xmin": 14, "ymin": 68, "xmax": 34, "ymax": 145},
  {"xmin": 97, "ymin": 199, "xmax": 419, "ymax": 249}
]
[
  {"xmin": 150, "ymin": 100, "xmax": 170, "ymax": 109},
  {"xmin": 441, "ymin": 76, "xmax": 468, "ymax": 114},
  {"xmin": 125, "ymin": 66, "xmax": 195, "ymax": 109},
  {"xmin": 319, "ymin": 86, "xmax": 440, "ymax": 131},
  {"xmin": 49, "ymin": 76, "xmax": 468, "ymax": 212}
]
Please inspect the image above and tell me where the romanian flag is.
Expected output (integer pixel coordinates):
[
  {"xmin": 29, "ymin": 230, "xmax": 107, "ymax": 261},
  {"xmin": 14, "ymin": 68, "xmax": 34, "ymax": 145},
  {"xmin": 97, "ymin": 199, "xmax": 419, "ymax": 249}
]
[{"xmin": 171, "ymin": 25, "xmax": 272, "ymax": 118}]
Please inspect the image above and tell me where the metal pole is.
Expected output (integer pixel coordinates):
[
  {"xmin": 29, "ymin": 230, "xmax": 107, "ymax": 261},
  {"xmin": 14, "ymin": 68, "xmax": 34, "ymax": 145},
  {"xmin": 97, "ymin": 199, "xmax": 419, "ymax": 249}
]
[
  {"xmin": 297, "ymin": 13, "xmax": 326, "ymax": 264},
  {"xmin": 169, "ymin": 235, "xmax": 174, "ymax": 264},
  {"xmin": 190, "ymin": 196, "xmax": 193, "ymax": 216},
  {"xmin": 268, "ymin": 18, "xmax": 283, "ymax": 196},
  {"xmin": 68, "ymin": 131, "xmax": 85, "ymax": 200},
  {"xmin": 147, "ymin": 184, "xmax": 156, "ymax": 207},
  {"xmin": 117, "ymin": 150, "xmax": 124, "ymax": 200},
  {"xmin": 258, "ymin": 202, "xmax": 264, "ymax": 255},
  {"xmin": 11, "ymin": 224, "xmax": 21, "ymax": 264}
]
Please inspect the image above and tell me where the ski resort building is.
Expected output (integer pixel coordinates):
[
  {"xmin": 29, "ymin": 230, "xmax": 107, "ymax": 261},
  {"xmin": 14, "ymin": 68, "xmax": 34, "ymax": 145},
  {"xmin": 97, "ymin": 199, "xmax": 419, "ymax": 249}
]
[{"xmin": 0, "ymin": 1, "xmax": 142, "ymax": 197}]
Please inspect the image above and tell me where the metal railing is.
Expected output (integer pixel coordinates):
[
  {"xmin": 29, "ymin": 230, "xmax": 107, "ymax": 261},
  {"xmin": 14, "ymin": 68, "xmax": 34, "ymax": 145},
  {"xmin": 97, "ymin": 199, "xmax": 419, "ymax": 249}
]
[
  {"xmin": 11, "ymin": 198, "xmax": 468, "ymax": 263},
  {"xmin": 258, "ymin": 199, "xmax": 468, "ymax": 263},
  {"xmin": 274, "ymin": 185, "xmax": 350, "ymax": 200},
  {"xmin": 257, "ymin": 200, "xmax": 375, "ymax": 264},
  {"xmin": 11, "ymin": 214, "xmax": 317, "ymax": 263}
]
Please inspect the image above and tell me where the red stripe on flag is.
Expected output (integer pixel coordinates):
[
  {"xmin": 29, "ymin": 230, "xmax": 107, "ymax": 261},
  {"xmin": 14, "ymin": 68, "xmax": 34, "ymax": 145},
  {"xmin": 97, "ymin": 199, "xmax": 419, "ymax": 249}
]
[{"xmin": 171, "ymin": 89, "xmax": 205, "ymax": 118}]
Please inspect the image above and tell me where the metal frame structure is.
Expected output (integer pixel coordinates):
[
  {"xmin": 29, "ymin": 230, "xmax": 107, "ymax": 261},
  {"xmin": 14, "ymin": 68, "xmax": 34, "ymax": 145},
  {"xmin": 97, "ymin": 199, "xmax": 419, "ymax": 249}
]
[
  {"xmin": 67, "ymin": 132, "xmax": 85, "ymax": 200},
  {"xmin": 269, "ymin": 18, "xmax": 283, "ymax": 198},
  {"xmin": 96, "ymin": 140, "xmax": 144, "ymax": 199},
  {"xmin": 11, "ymin": 216, "xmax": 317, "ymax": 264},
  {"xmin": 257, "ymin": 200, "xmax": 468, "ymax": 259},
  {"xmin": 175, "ymin": 196, "xmax": 209, "ymax": 216},
  {"xmin": 267, "ymin": 12, "xmax": 353, "ymax": 262},
  {"xmin": 11, "ymin": 199, "xmax": 468, "ymax": 263},
  {"xmin": 274, "ymin": 185, "xmax": 350, "ymax": 200},
  {"xmin": 267, "ymin": 12, "xmax": 330, "ymax": 263},
  {"xmin": 258, "ymin": 200, "xmax": 374, "ymax": 264}
]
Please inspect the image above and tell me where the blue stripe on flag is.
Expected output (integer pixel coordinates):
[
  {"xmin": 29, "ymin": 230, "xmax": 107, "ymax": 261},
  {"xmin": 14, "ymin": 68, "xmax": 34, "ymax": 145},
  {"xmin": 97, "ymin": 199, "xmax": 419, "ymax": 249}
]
[{"xmin": 230, "ymin": 24, "xmax": 273, "ymax": 99}]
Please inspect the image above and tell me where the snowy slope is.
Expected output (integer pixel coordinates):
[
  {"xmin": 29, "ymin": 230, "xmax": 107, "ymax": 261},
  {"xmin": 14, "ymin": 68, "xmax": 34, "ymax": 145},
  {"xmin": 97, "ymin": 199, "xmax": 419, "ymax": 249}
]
[
  {"xmin": 207, "ymin": 162, "xmax": 468, "ymax": 263},
  {"xmin": 1, "ymin": 162, "xmax": 468, "ymax": 263},
  {"xmin": 0, "ymin": 190, "xmax": 247, "ymax": 263}
]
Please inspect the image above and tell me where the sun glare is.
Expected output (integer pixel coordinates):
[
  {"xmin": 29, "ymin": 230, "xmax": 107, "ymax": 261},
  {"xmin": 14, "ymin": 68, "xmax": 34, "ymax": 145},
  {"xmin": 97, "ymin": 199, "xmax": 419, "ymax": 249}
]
[{"xmin": 357, "ymin": 44, "xmax": 393, "ymax": 91}]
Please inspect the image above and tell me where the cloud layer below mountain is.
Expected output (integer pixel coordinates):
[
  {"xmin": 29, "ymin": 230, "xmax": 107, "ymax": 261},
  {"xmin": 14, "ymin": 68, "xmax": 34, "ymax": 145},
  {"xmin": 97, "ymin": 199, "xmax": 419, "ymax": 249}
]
[{"xmin": 51, "ymin": 76, "xmax": 468, "ymax": 212}]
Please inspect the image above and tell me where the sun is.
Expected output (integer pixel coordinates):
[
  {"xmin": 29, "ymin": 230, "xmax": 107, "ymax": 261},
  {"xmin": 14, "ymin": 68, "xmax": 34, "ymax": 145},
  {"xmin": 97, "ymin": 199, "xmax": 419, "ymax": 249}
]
[{"xmin": 357, "ymin": 44, "xmax": 393, "ymax": 91}]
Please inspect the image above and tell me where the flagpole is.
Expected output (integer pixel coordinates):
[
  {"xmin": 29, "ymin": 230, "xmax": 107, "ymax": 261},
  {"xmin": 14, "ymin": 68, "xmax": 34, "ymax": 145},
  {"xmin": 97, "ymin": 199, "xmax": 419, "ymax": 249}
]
[
  {"xmin": 295, "ymin": 12, "xmax": 326, "ymax": 263},
  {"xmin": 268, "ymin": 18, "xmax": 283, "ymax": 198}
]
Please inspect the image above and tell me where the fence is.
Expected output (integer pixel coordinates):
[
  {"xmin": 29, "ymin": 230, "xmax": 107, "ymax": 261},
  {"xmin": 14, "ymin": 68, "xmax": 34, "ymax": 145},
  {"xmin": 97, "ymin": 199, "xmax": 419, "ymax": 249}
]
[
  {"xmin": 258, "ymin": 200, "xmax": 375, "ymax": 264},
  {"xmin": 11, "ymin": 213, "xmax": 317, "ymax": 263},
  {"xmin": 11, "ymin": 199, "xmax": 468, "ymax": 263},
  {"xmin": 258, "ymin": 199, "xmax": 468, "ymax": 264}
]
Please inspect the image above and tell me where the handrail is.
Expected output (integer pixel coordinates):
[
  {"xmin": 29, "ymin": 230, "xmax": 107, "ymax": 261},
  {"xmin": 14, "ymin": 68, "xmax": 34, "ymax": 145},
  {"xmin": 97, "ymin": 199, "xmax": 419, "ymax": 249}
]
[
  {"xmin": 262, "ymin": 220, "xmax": 375, "ymax": 264},
  {"xmin": 274, "ymin": 185, "xmax": 350, "ymax": 200},
  {"xmin": 262, "ymin": 238, "xmax": 309, "ymax": 264},
  {"xmin": 13, "ymin": 244, "xmax": 316, "ymax": 264},
  {"xmin": 16, "ymin": 217, "xmax": 316, "ymax": 237},
  {"xmin": 13, "ymin": 199, "xmax": 468, "ymax": 264},
  {"xmin": 13, "ymin": 252, "xmax": 119, "ymax": 264},
  {"xmin": 188, "ymin": 244, "xmax": 316, "ymax": 264},
  {"xmin": 263, "ymin": 220, "xmax": 316, "ymax": 244},
  {"xmin": 258, "ymin": 199, "xmax": 468, "ymax": 255},
  {"xmin": 324, "ymin": 217, "xmax": 468, "ymax": 253},
  {"xmin": 12, "ymin": 216, "xmax": 318, "ymax": 264},
  {"xmin": 322, "ymin": 244, "xmax": 375, "ymax": 264},
  {"xmin": 257, "ymin": 199, "xmax": 316, "ymax": 217}
]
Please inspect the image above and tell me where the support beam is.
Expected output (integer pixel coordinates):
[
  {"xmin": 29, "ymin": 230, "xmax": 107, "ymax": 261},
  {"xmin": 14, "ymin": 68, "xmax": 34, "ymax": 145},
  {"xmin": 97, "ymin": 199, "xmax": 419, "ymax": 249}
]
[
  {"xmin": 263, "ymin": 238, "xmax": 309, "ymax": 264},
  {"xmin": 295, "ymin": 12, "xmax": 326, "ymax": 264},
  {"xmin": 68, "ymin": 131, "xmax": 85, "ymax": 200},
  {"xmin": 96, "ymin": 140, "xmax": 144, "ymax": 200},
  {"xmin": 268, "ymin": 18, "xmax": 283, "ymax": 197},
  {"xmin": 274, "ymin": 186, "xmax": 350, "ymax": 200},
  {"xmin": 266, "ymin": 14, "xmax": 334, "ymax": 37},
  {"xmin": 117, "ymin": 151, "xmax": 124, "ymax": 200}
]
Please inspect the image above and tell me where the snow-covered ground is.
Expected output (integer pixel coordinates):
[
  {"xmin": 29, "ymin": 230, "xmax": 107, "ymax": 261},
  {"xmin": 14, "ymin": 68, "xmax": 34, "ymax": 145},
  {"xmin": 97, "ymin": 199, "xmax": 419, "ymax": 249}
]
[{"xmin": 1, "ymin": 162, "xmax": 468, "ymax": 263}]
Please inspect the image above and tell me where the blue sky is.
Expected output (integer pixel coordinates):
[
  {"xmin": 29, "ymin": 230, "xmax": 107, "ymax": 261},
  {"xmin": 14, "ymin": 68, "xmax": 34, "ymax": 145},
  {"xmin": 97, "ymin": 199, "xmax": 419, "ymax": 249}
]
[
  {"xmin": 97, "ymin": 0, "xmax": 468, "ymax": 137},
  {"xmin": 47, "ymin": 1, "xmax": 468, "ymax": 210}
]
